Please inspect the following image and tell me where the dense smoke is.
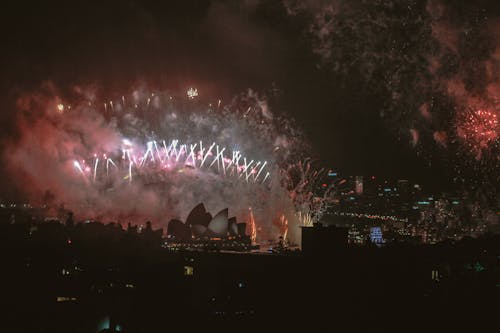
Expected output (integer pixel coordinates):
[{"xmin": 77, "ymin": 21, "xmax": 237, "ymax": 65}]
[
  {"xmin": 1, "ymin": 0, "xmax": 497, "ymax": 231},
  {"xmin": 3, "ymin": 82, "xmax": 311, "ymax": 242}
]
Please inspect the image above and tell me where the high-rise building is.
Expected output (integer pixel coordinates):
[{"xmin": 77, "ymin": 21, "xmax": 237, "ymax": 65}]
[
  {"xmin": 355, "ymin": 176, "xmax": 363, "ymax": 196},
  {"xmin": 369, "ymin": 226, "xmax": 384, "ymax": 245}
]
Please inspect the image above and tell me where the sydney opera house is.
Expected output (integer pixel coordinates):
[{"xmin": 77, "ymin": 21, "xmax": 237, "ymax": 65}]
[{"xmin": 165, "ymin": 203, "xmax": 255, "ymax": 251}]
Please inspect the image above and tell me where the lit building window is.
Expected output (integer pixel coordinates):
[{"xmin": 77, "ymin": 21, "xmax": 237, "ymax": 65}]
[
  {"xmin": 184, "ymin": 265, "xmax": 194, "ymax": 276},
  {"xmin": 56, "ymin": 296, "xmax": 77, "ymax": 302}
]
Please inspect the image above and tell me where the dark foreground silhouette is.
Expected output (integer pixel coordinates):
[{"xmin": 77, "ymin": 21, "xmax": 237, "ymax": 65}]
[{"xmin": 1, "ymin": 211, "xmax": 499, "ymax": 332}]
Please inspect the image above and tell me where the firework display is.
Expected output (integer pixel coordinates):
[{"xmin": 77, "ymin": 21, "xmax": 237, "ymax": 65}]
[
  {"xmin": 5, "ymin": 86, "xmax": 332, "ymax": 244},
  {"xmin": 74, "ymin": 139, "xmax": 271, "ymax": 186},
  {"xmin": 285, "ymin": 0, "xmax": 500, "ymax": 210},
  {"xmin": 457, "ymin": 108, "xmax": 499, "ymax": 157}
]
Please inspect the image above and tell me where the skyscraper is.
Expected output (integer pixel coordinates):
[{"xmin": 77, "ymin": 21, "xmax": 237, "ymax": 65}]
[{"xmin": 355, "ymin": 176, "xmax": 363, "ymax": 196}]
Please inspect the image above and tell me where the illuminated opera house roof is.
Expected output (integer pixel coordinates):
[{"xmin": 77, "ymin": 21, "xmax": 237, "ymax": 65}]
[
  {"xmin": 207, "ymin": 208, "xmax": 229, "ymax": 236},
  {"xmin": 166, "ymin": 203, "xmax": 247, "ymax": 241}
]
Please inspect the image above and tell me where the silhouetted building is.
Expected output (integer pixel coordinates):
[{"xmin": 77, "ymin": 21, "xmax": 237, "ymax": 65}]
[
  {"xmin": 185, "ymin": 203, "xmax": 212, "ymax": 227},
  {"xmin": 167, "ymin": 219, "xmax": 191, "ymax": 241},
  {"xmin": 168, "ymin": 205, "xmax": 234, "ymax": 239},
  {"xmin": 301, "ymin": 223, "xmax": 348, "ymax": 255},
  {"xmin": 65, "ymin": 211, "xmax": 74, "ymax": 228}
]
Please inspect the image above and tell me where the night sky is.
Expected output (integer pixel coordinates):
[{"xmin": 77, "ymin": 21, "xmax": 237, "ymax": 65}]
[{"xmin": 1, "ymin": 0, "xmax": 499, "ymax": 196}]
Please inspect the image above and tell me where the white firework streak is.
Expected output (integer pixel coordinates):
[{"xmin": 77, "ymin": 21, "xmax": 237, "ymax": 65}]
[
  {"xmin": 239, "ymin": 158, "xmax": 254, "ymax": 181},
  {"xmin": 162, "ymin": 140, "xmax": 169, "ymax": 159},
  {"xmin": 78, "ymin": 139, "xmax": 271, "ymax": 185},
  {"xmin": 254, "ymin": 161, "xmax": 267, "ymax": 182},
  {"xmin": 93, "ymin": 157, "xmax": 99, "ymax": 182},
  {"xmin": 175, "ymin": 144, "xmax": 186, "ymax": 162},
  {"xmin": 200, "ymin": 142, "xmax": 215, "ymax": 168},
  {"xmin": 261, "ymin": 172, "xmax": 270, "ymax": 184},
  {"xmin": 140, "ymin": 141, "xmax": 154, "ymax": 167},
  {"xmin": 153, "ymin": 141, "xmax": 163, "ymax": 163},
  {"xmin": 106, "ymin": 157, "xmax": 117, "ymax": 176},
  {"xmin": 185, "ymin": 143, "xmax": 198, "ymax": 166},
  {"xmin": 169, "ymin": 140, "xmax": 179, "ymax": 160},
  {"xmin": 73, "ymin": 160, "xmax": 84, "ymax": 174},
  {"xmin": 209, "ymin": 146, "xmax": 226, "ymax": 174}
]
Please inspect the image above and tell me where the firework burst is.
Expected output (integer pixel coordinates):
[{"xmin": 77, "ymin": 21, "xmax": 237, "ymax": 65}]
[
  {"xmin": 6, "ymin": 85, "xmax": 326, "ymax": 244},
  {"xmin": 456, "ymin": 108, "xmax": 499, "ymax": 158}
]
